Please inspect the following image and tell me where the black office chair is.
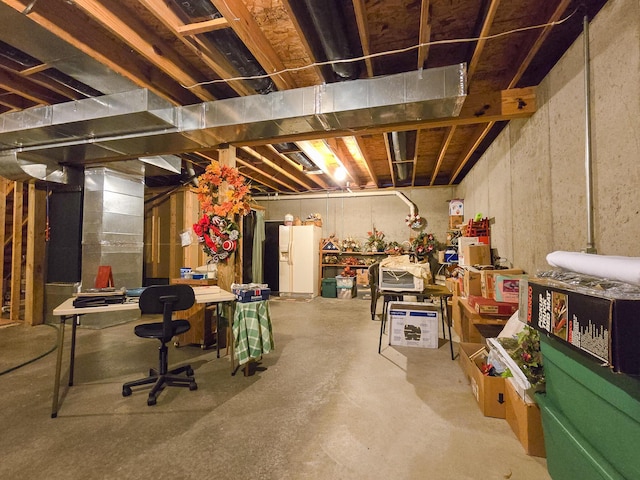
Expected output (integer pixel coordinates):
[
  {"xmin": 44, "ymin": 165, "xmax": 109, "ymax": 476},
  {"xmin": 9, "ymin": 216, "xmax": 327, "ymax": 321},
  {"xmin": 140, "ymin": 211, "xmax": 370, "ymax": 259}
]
[{"xmin": 122, "ymin": 284, "xmax": 197, "ymax": 406}]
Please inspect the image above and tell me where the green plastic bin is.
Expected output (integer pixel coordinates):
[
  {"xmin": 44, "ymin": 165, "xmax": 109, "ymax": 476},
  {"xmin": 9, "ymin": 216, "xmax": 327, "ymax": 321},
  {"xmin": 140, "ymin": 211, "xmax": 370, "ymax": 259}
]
[
  {"xmin": 321, "ymin": 278, "xmax": 337, "ymax": 298},
  {"xmin": 537, "ymin": 335, "xmax": 640, "ymax": 480}
]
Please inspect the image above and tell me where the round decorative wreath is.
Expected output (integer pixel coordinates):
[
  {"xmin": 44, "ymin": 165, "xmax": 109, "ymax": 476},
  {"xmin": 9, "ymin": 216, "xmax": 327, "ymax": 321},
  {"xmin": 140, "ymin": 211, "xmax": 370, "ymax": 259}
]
[
  {"xmin": 193, "ymin": 214, "xmax": 240, "ymax": 263},
  {"xmin": 405, "ymin": 212, "xmax": 425, "ymax": 230},
  {"xmin": 193, "ymin": 161, "xmax": 251, "ymax": 218}
]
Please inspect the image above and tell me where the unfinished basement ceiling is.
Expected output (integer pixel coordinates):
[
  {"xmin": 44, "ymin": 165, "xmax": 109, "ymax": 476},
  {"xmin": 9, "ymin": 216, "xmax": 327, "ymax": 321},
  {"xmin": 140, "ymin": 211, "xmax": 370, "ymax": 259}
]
[{"xmin": 0, "ymin": 0, "xmax": 610, "ymax": 194}]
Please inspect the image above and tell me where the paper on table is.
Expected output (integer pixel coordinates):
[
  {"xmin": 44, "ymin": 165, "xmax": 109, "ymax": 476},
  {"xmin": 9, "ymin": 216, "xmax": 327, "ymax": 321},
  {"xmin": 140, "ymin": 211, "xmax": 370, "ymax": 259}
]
[{"xmin": 546, "ymin": 251, "xmax": 640, "ymax": 286}]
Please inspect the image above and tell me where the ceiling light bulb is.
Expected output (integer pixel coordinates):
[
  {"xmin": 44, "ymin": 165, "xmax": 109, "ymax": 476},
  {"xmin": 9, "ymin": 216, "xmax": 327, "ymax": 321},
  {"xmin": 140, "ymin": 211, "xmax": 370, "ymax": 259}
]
[{"xmin": 334, "ymin": 166, "xmax": 347, "ymax": 182}]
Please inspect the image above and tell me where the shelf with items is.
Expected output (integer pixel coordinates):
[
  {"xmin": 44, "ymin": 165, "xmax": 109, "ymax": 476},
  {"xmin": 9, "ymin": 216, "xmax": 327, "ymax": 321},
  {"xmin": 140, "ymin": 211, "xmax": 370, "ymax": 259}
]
[{"xmin": 319, "ymin": 250, "xmax": 387, "ymax": 293}]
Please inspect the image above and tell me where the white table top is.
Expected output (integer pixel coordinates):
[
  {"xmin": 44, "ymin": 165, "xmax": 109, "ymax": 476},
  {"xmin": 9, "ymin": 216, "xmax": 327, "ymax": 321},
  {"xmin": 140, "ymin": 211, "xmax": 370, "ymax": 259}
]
[{"xmin": 52, "ymin": 287, "xmax": 236, "ymax": 317}]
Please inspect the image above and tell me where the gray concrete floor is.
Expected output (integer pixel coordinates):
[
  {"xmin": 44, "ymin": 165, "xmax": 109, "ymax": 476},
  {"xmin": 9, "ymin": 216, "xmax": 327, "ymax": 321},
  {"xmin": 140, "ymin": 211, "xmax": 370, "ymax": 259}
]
[{"xmin": 0, "ymin": 296, "xmax": 550, "ymax": 480}]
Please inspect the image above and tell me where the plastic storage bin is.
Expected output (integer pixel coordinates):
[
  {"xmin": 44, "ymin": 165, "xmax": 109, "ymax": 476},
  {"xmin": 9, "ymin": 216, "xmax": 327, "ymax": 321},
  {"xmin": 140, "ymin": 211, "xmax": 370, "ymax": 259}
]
[
  {"xmin": 321, "ymin": 278, "xmax": 337, "ymax": 298},
  {"xmin": 536, "ymin": 335, "xmax": 640, "ymax": 480},
  {"xmin": 336, "ymin": 276, "xmax": 356, "ymax": 299}
]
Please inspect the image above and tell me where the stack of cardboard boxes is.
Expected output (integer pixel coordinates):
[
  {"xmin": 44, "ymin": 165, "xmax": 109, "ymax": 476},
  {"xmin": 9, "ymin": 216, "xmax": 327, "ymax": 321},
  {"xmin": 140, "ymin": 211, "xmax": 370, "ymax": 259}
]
[{"xmin": 446, "ymin": 224, "xmax": 544, "ymax": 458}]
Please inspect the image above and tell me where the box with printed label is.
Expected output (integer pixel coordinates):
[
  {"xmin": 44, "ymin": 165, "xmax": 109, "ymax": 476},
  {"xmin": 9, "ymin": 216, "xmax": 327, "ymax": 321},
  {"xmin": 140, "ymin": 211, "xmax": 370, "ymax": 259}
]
[
  {"xmin": 458, "ymin": 342, "xmax": 506, "ymax": 418},
  {"xmin": 233, "ymin": 287, "xmax": 271, "ymax": 303},
  {"xmin": 526, "ymin": 278, "xmax": 640, "ymax": 374},
  {"xmin": 494, "ymin": 274, "xmax": 528, "ymax": 302},
  {"xmin": 388, "ymin": 301, "xmax": 439, "ymax": 348},
  {"xmin": 468, "ymin": 295, "xmax": 518, "ymax": 316},
  {"xmin": 479, "ymin": 269, "xmax": 524, "ymax": 299}
]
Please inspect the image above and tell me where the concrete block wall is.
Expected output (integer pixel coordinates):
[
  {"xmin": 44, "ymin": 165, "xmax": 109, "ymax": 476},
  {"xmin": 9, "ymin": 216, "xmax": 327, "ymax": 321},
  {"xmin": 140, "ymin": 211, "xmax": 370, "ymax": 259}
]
[{"xmin": 456, "ymin": 0, "xmax": 640, "ymax": 274}]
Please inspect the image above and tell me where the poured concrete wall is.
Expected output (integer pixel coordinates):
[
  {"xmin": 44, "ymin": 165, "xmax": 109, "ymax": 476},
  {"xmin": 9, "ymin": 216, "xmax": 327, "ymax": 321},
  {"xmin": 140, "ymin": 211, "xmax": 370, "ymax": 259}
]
[
  {"xmin": 456, "ymin": 0, "xmax": 640, "ymax": 274},
  {"xmin": 256, "ymin": 0, "xmax": 638, "ymax": 275},
  {"xmin": 256, "ymin": 186, "xmax": 455, "ymax": 248}
]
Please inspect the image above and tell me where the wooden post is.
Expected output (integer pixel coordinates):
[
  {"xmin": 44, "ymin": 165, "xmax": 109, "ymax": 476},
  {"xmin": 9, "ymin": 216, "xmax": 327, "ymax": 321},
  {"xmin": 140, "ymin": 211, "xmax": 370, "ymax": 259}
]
[
  {"xmin": 10, "ymin": 181, "xmax": 23, "ymax": 322},
  {"xmin": 25, "ymin": 184, "xmax": 46, "ymax": 325},
  {"xmin": 0, "ymin": 180, "xmax": 7, "ymax": 314},
  {"xmin": 217, "ymin": 145, "xmax": 238, "ymax": 292}
]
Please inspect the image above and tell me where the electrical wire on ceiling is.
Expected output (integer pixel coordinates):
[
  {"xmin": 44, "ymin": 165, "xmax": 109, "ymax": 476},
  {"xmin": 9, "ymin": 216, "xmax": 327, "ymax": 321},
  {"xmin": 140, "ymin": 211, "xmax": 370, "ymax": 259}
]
[{"xmin": 182, "ymin": 7, "xmax": 579, "ymax": 90}]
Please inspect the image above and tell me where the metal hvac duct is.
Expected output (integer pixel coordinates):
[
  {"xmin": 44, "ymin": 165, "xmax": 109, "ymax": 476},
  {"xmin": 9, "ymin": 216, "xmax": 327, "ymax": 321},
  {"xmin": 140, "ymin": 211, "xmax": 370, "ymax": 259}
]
[
  {"xmin": 188, "ymin": 63, "xmax": 467, "ymax": 145},
  {"xmin": 0, "ymin": 4, "xmax": 136, "ymax": 96},
  {"xmin": 0, "ymin": 65, "xmax": 466, "ymax": 182},
  {"xmin": 296, "ymin": 0, "xmax": 360, "ymax": 80}
]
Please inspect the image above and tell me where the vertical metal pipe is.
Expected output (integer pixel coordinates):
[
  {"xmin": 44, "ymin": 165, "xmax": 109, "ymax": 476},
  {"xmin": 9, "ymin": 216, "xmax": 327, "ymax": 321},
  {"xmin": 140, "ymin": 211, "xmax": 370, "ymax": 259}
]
[{"xmin": 583, "ymin": 15, "xmax": 596, "ymax": 253}]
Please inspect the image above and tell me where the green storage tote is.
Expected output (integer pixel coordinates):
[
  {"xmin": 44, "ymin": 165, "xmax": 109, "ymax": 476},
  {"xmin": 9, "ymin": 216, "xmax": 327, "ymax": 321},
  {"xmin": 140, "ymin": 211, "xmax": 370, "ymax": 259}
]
[
  {"xmin": 321, "ymin": 278, "xmax": 337, "ymax": 298},
  {"xmin": 537, "ymin": 335, "xmax": 640, "ymax": 480}
]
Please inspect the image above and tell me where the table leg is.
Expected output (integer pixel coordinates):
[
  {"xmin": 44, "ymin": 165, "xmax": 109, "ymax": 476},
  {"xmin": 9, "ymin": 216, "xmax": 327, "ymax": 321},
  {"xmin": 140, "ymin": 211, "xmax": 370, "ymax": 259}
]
[
  {"xmin": 440, "ymin": 296, "xmax": 455, "ymax": 360},
  {"xmin": 378, "ymin": 307, "xmax": 385, "ymax": 354},
  {"xmin": 69, "ymin": 315, "xmax": 78, "ymax": 386},
  {"xmin": 216, "ymin": 303, "xmax": 221, "ymax": 359},
  {"xmin": 51, "ymin": 316, "xmax": 67, "ymax": 418}
]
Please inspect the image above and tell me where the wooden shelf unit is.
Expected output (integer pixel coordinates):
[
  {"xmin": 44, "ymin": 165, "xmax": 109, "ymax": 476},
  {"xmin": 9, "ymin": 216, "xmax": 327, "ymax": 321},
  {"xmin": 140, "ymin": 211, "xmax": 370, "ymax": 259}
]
[{"xmin": 318, "ymin": 250, "xmax": 387, "ymax": 293}]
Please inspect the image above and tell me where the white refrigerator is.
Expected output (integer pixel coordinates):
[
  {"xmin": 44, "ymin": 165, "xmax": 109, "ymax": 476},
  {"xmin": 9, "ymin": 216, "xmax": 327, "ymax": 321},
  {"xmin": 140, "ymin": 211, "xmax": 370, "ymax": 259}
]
[{"xmin": 278, "ymin": 225, "xmax": 322, "ymax": 297}]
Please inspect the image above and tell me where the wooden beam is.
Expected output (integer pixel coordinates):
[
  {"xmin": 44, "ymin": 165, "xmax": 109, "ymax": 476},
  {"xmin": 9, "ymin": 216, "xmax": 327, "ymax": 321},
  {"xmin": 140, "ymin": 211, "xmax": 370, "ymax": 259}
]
[
  {"xmin": 352, "ymin": 0, "xmax": 374, "ymax": 77},
  {"xmin": 1, "ymin": 0, "xmax": 197, "ymax": 105},
  {"xmin": 417, "ymin": 0, "xmax": 431, "ymax": 69},
  {"xmin": 354, "ymin": 136, "xmax": 378, "ymax": 187},
  {"xmin": 140, "ymin": 0, "xmax": 254, "ymax": 97},
  {"xmin": 467, "ymin": 0, "xmax": 501, "ymax": 82},
  {"xmin": 176, "ymin": 17, "xmax": 228, "ymax": 36},
  {"xmin": 241, "ymin": 147, "xmax": 315, "ymax": 191},
  {"xmin": 430, "ymin": 126, "xmax": 456, "ymax": 185},
  {"xmin": 25, "ymin": 184, "xmax": 46, "ymax": 326},
  {"xmin": 449, "ymin": 122, "xmax": 495, "ymax": 184},
  {"xmin": 72, "ymin": 0, "xmax": 215, "ymax": 102},
  {"xmin": 508, "ymin": 0, "xmax": 573, "ymax": 89},
  {"xmin": 280, "ymin": 0, "xmax": 327, "ymax": 82},
  {"xmin": 383, "ymin": 132, "xmax": 396, "ymax": 187},
  {"xmin": 211, "ymin": 0, "xmax": 296, "ymax": 90},
  {"xmin": 0, "ymin": 69, "xmax": 66, "ymax": 104}
]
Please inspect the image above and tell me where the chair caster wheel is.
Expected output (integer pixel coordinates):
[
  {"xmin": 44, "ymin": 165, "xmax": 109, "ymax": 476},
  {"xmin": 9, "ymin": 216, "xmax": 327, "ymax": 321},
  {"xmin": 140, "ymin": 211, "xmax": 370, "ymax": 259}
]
[
  {"xmin": 147, "ymin": 396, "xmax": 157, "ymax": 406},
  {"xmin": 186, "ymin": 367, "xmax": 194, "ymax": 376},
  {"xmin": 122, "ymin": 386, "xmax": 132, "ymax": 397},
  {"xmin": 189, "ymin": 382, "xmax": 198, "ymax": 391}
]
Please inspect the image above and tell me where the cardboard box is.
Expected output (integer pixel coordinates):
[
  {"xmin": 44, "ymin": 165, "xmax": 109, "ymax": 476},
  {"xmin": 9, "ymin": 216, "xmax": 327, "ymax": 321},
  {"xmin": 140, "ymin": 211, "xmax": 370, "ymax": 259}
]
[
  {"xmin": 504, "ymin": 378, "xmax": 546, "ymax": 457},
  {"xmin": 467, "ymin": 295, "xmax": 518, "ymax": 316},
  {"xmin": 233, "ymin": 287, "xmax": 271, "ymax": 303},
  {"xmin": 479, "ymin": 269, "xmax": 524, "ymax": 299},
  {"xmin": 445, "ymin": 277, "xmax": 462, "ymax": 297},
  {"xmin": 463, "ymin": 267, "xmax": 482, "ymax": 296},
  {"xmin": 526, "ymin": 278, "xmax": 640, "ymax": 374},
  {"xmin": 461, "ymin": 244, "xmax": 491, "ymax": 267},
  {"xmin": 388, "ymin": 301, "xmax": 439, "ymax": 348},
  {"xmin": 449, "ymin": 215, "xmax": 464, "ymax": 229},
  {"xmin": 458, "ymin": 237, "xmax": 489, "ymax": 266},
  {"xmin": 458, "ymin": 342, "xmax": 506, "ymax": 418},
  {"xmin": 494, "ymin": 274, "xmax": 528, "ymax": 302}
]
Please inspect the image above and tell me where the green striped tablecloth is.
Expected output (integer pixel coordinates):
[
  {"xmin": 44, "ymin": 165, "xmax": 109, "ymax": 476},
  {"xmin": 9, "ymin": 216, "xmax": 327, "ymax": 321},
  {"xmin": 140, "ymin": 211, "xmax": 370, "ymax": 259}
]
[{"xmin": 232, "ymin": 300, "xmax": 274, "ymax": 366}]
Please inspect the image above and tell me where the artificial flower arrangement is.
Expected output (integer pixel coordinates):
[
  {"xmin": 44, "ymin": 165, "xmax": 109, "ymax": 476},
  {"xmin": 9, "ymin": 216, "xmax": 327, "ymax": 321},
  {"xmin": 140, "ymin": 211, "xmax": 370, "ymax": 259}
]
[
  {"xmin": 341, "ymin": 236, "xmax": 361, "ymax": 252},
  {"xmin": 365, "ymin": 227, "xmax": 387, "ymax": 252},
  {"xmin": 497, "ymin": 326, "xmax": 545, "ymax": 392},
  {"xmin": 410, "ymin": 232, "xmax": 444, "ymax": 259},
  {"xmin": 385, "ymin": 241, "xmax": 404, "ymax": 255},
  {"xmin": 192, "ymin": 161, "xmax": 251, "ymax": 263}
]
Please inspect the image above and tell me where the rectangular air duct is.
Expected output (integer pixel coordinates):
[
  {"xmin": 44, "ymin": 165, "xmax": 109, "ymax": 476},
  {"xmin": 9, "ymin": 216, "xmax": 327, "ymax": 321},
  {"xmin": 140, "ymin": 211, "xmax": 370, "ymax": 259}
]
[{"xmin": 0, "ymin": 65, "xmax": 466, "ymax": 182}]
